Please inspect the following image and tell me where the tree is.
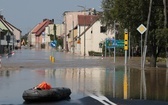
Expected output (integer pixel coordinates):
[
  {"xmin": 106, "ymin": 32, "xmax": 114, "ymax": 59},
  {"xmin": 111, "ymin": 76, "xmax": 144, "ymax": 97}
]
[
  {"xmin": 163, "ymin": 0, "xmax": 168, "ymax": 67},
  {"xmin": 101, "ymin": 0, "xmax": 168, "ymax": 67}
]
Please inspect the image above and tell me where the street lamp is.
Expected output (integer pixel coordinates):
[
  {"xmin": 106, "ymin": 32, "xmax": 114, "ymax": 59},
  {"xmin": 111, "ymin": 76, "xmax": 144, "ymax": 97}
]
[
  {"xmin": 70, "ymin": 15, "xmax": 75, "ymax": 54},
  {"xmin": 78, "ymin": 5, "xmax": 86, "ymax": 56}
]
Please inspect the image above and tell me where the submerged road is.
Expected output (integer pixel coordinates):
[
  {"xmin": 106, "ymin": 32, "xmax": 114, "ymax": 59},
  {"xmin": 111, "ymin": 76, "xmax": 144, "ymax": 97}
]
[{"xmin": 0, "ymin": 49, "xmax": 168, "ymax": 105}]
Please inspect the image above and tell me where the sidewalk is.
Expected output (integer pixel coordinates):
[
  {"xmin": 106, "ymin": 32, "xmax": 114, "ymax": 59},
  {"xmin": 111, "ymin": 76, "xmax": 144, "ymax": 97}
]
[{"xmin": 114, "ymin": 56, "xmax": 167, "ymax": 70}]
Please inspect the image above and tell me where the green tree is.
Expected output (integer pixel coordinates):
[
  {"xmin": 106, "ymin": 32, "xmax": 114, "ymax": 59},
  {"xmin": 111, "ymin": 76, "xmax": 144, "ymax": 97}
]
[
  {"xmin": 101, "ymin": 0, "xmax": 149, "ymax": 54},
  {"xmin": 101, "ymin": 0, "xmax": 168, "ymax": 67}
]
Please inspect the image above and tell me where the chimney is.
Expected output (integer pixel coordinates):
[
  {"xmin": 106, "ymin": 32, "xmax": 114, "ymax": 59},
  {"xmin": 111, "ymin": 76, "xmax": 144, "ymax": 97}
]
[
  {"xmin": 51, "ymin": 19, "xmax": 54, "ymax": 23},
  {"xmin": 0, "ymin": 15, "xmax": 4, "ymax": 20}
]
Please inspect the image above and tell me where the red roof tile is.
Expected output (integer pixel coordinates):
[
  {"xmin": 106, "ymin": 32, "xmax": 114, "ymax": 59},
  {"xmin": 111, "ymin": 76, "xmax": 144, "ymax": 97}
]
[
  {"xmin": 78, "ymin": 15, "xmax": 99, "ymax": 26},
  {"xmin": 32, "ymin": 19, "xmax": 54, "ymax": 35}
]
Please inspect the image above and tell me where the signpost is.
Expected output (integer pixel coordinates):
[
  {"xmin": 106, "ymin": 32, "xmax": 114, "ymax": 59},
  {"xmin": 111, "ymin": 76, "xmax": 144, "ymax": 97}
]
[
  {"xmin": 137, "ymin": 24, "xmax": 147, "ymax": 68},
  {"xmin": 124, "ymin": 29, "xmax": 128, "ymax": 65},
  {"xmin": 105, "ymin": 38, "xmax": 124, "ymax": 62},
  {"xmin": 50, "ymin": 40, "xmax": 57, "ymax": 63},
  {"xmin": 137, "ymin": 24, "xmax": 147, "ymax": 98}
]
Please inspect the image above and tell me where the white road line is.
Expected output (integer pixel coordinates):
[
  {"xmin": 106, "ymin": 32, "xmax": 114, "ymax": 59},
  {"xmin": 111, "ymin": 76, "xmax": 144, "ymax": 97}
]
[{"xmin": 89, "ymin": 94, "xmax": 117, "ymax": 105}]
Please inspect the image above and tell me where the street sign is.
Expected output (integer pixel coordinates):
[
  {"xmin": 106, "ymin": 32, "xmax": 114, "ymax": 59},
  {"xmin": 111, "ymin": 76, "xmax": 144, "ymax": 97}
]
[
  {"xmin": 105, "ymin": 38, "xmax": 124, "ymax": 48},
  {"xmin": 116, "ymin": 40, "xmax": 124, "ymax": 47},
  {"xmin": 50, "ymin": 40, "xmax": 57, "ymax": 48},
  {"xmin": 137, "ymin": 24, "xmax": 147, "ymax": 34},
  {"xmin": 137, "ymin": 24, "xmax": 147, "ymax": 68}
]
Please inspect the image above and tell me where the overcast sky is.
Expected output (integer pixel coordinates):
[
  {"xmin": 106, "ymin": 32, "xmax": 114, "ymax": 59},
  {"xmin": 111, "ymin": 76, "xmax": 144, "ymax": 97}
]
[{"xmin": 0, "ymin": 0, "xmax": 102, "ymax": 35}]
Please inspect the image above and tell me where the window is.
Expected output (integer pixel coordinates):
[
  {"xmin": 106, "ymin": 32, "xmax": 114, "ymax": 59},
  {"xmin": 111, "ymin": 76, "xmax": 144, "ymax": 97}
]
[{"xmin": 100, "ymin": 26, "xmax": 107, "ymax": 33}]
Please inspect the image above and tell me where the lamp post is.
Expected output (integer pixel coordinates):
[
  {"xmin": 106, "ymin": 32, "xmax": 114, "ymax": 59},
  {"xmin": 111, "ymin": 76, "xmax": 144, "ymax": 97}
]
[
  {"xmin": 70, "ymin": 15, "xmax": 75, "ymax": 54},
  {"xmin": 78, "ymin": 5, "xmax": 86, "ymax": 56},
  {"xmin": 63, "ymin": 13, "xmax": 68, "ymax": 52}
]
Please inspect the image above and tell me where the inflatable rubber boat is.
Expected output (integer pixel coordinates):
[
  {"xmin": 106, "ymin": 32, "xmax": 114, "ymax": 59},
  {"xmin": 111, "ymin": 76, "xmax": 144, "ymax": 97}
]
[{"xmin": 22, "ymin": 87, "xmax": 71, "ymax": 102}]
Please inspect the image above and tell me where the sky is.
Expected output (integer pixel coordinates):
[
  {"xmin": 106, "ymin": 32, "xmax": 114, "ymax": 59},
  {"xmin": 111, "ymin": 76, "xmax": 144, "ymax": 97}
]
[{"xmin": 0, "ymin": 0, "xmax": 102, "ymax": 35}]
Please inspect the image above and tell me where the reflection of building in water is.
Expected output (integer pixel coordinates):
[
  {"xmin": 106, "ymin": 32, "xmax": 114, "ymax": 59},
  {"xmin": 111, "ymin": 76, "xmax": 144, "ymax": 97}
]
[
  {"xmin": 43, "ymin": 68, "xmax": 168, "ymax": 101},
  {"xmin": 44, "ymin": 68, "xmax": 104, "ymax": 94},
  {"xmin": 0, "ymin": 70, "xmax": 20, "ymax": 77}
]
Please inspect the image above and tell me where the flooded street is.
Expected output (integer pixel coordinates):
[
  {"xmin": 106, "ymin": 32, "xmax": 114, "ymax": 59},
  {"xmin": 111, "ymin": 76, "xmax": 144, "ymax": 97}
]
[{"xmin": 0, "ymin": 49, "xmax": 168, "ymax": 105}]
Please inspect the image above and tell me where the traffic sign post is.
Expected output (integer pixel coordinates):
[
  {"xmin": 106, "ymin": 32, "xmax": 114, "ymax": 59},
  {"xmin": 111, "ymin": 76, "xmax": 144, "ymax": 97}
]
[
  {"xmin": 124, "ymin": 29, "xmax": 128, "ymax": 65},
  {"xmin": 105, "ymin": 38, "xmax": 124, "ymax": 58},
  {"xmin": 50, "ymin": 40, "xmax": 57, "ymax": 63},
  {"xmin": 137, "ymin": 24, "xmax": 147, "ymax": 68},
  {"xmin": 124, "ymin": 32, "xmax": 128, "ymax": 50}
]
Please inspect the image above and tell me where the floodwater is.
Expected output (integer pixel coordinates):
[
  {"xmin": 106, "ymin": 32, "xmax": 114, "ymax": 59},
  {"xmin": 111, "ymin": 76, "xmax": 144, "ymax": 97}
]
[{"xmin": 0, "ymin": 49, "xmax": 168, "ymax": 104}]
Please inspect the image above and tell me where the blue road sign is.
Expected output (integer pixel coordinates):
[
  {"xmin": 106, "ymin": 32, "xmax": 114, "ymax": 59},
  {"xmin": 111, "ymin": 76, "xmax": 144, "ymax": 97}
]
[{"xmin": 50, "ymin": 40, "xmax": 57, "ymax": 48}]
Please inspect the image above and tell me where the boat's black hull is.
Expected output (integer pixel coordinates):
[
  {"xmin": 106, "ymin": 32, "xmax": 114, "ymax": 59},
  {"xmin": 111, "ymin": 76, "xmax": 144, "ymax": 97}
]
[{"xmin": 22, "ymin": 87, "xmax": 71, "ymax": 102}]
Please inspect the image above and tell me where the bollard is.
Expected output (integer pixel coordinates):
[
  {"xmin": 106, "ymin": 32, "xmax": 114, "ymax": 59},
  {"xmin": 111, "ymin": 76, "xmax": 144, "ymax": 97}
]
[
  {"xmin": 51, "ymin": 56, "xmax": 55, "ymax": 63},
  {"xmin": 50, "ymin": 56, "xmax": 52, "ymax": 61}
]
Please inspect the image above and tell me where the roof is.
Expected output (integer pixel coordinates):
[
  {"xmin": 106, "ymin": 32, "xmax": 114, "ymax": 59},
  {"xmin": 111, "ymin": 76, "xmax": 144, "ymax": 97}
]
[
  {"xmin": 78, "ymin": 15, "xmax": 100, "ymax": 26},
  {"xmin": 0, "ymin": 18, "xmax": 13, "ymax": 35},
  {"xmin": 4, "ymin": 20, "xmax": 22, "ymax": 33},
  {"xmin": 32, "ymin": 19, "xmax": 54, "ymax": 35},
  {"xmin": 0, "ymin": 15, "xmax": 21, "ymax": 33},
  {"xmin": 77, "ymin": 15, "xmax": 100, "ymax": 38}
]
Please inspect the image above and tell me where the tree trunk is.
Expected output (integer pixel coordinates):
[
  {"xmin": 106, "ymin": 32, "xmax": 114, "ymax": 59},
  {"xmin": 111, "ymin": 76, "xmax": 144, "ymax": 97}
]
[
  {"xmin": 150, "ymin": 40, "xmax": 157, "ymax": 67},
  {"xmin": 150, "ymin": 54, "xmax": 157, "ymax": 67},
  {"xmin": 143, "ymin": 0, "xmax": 153, "ymax": 68},
  {"xmin": 163, "ymin": 0, "xmax": 167, "ymax": 28},
  {"xmin": 163, "ymin": 0, "xmax": 168, "ymax": 68}
]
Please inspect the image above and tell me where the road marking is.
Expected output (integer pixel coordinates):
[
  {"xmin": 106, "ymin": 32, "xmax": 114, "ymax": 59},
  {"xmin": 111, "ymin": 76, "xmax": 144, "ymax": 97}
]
[{"xmin": 89, "ymin": 94, "xmax": 117, "ymax": 105}]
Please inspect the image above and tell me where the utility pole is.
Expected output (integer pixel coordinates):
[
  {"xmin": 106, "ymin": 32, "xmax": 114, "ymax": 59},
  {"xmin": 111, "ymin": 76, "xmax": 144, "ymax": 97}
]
[
  {"xmin": 84, "ymin": 10, "xmax": 86, "ymax": 56},
  {"xmin": 142, "ymin": 0, "xmax": 153, "ymax": 68},
  {"xmin": 72, "ymin": 20, "xmax": 74, "ymax": 54},
  {"xmin": 78, "ymin": 5, "xmax": 86, "ymax": 56}
]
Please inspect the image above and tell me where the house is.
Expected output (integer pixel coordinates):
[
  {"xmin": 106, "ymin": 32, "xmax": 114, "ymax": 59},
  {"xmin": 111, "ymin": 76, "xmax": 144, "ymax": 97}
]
[
  {"xmin": 28, "ymin": 19, "xmax": 54, "ymax": 49},
  {"xmin": 63, "ymin": 10, "xmax": 113, "ymax": 56},
  {"xmin": 44, "ymin": 23, "xmax": 64, "ymax": 49},
  {"xmin": 28, "ymin": 18, "xmax": 65, "ymax": 50},
  {"xmin": 0, "ymin": 15, "xmax": 21, "ymax": 54},
  {"xmin": 76, "ymin": 15, "xmax": 113, "ymax": 56},
  {"xmin": 1, "ymin": 16, "xmax": 22, "ymax": 48},
  {"xmin": 63, "ymin": 11, "xmax": 86, "ymax": 51}
]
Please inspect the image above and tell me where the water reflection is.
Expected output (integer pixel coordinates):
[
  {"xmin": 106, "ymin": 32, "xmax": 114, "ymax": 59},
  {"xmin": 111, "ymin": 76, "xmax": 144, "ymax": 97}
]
[
  {"xmin": 123, "ymin": 65, "xmax": 128, "ymax": 99},
  {"xmin": 44, "ymin": 68, "xmax": 104, "ymax": 95},
  {"xmin": 28, "ymin": 67, "xmax": 168, "ymax": 102},
  {"xmin": 140, "ymin": 68, "xmax": 147, "ymax": 100},
  {"xmin": 0, "ymin": 67, "xmax": 168, "ymax": 104}
]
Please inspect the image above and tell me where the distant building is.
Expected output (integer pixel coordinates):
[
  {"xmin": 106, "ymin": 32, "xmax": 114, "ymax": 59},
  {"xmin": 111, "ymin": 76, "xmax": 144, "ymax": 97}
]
[
  {"xmin": 28, "ymin": 19, "xmax": 54, "ymax": 49},
  {"xmin": 63, "ymin": 10, "xmax": 113, "ymax": 56},
  {"xmin": 0, "ymin": 15, "xmax": 21, "ymax": 54}
]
